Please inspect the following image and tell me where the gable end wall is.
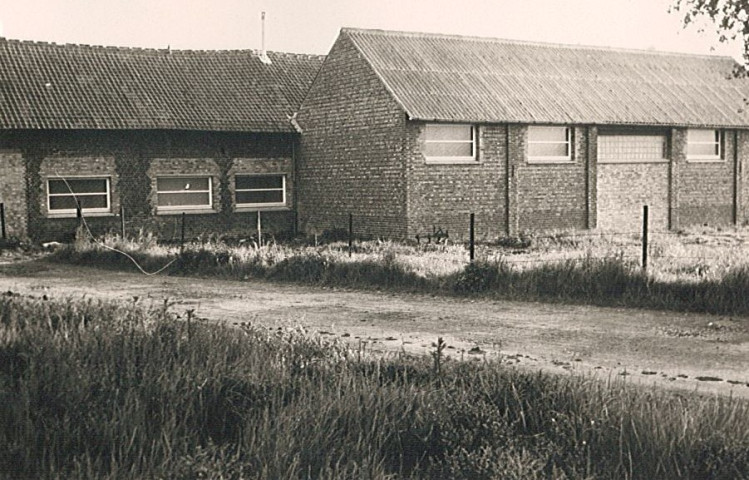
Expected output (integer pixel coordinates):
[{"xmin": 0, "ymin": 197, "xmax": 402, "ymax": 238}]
[{"xmin": 296, "ymin": 34, "xmax": 407, "ymax": 238}]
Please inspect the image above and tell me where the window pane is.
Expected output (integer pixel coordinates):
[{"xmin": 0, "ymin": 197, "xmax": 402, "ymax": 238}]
[
  {"xmin": 49, "ymin": 178, "xmax": 107, "ymax": 194},
  {"xmin": 424, "ymin": 142, "xmax": 473, "ymax": 157},
  {"xmin": 236, "ymin": 175, "xmax": 283, "ymax": 190},
  {"xmin": 49, "ymin": 196, "xmax": 78, "ymax": 211},
  {"xmin": 157, "ymin": 177, "xmax": 210, "ymax": 192},
  {"xmin": 79, "ymin": 195, "xmax": 108, "ymax": 209},
  {"xmin": 236, "ymin": 190, "xmax": 284, "ymax": 205},
  {"xmin": 425, "ymin": 124, "xmax": 472, "ymax": 141},
  {"xmin": 529, "ymin": 126, "xmax": 568, "ymax": 142},
  {"xmin": 688, "ymin": 129, "xmax": 718, "ymax": 143},
  {"xmin": 688, "ymin": 143, "xmax": 719, "ymax": 157},
  {"xmin": 529, "ymin": 142, "xmax": 568, "ymax": 158},
  {"xmin": 49, "ymin": 194, "xmax": 107, "ymax": 210},
  {"xmin": 158, "ymin": 192, "xmax": 210, "ymax": 207}
]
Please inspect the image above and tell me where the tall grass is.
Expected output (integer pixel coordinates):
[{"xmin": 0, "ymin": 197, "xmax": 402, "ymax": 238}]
[
  {"xmin": 1, "ymin": 294, "xmax": 748, "ymax": 479},
  {"xmin": 50, "ymin": 229, "xmax": 749, "ymax": 315}
]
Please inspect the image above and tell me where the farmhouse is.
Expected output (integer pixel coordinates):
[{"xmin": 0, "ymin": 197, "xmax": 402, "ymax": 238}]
[
  {"xmin": 0, "ymin": 38, "xmax": 323, "ymax": 242},
  {"xmin": 296, "ymin": 28, "xmax": 749, "ymax": 239}
]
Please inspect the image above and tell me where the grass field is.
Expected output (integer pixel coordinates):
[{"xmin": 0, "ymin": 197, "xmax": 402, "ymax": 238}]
[
  {"xmin": 1, "ymin": 294, "xmax": 748, "ymax": 479},
  {"xmin": 51, "ymin": 225, "xmax": 749, "ymax": 315}
]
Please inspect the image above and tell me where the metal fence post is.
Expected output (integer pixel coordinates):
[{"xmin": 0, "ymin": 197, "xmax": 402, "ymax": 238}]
[
  {"xmin": 257, "ymin": 210, "xmax": 262, "ymax": 246},
  {"xmin": 642, "ymin": 205, "xmax": 649, "ymax": 271},
  {"xmin": 0, "ymin": 203, "xmax": 6, "ymax": 240},
  {"xmin": 75, "ymin": 201, "xmax": 83, "ymax": 239},
  {"xmin": 348, "ymin": 213, "xmax": 353, "ymax": 257},
  {"xmin": 180, "ymin": 212, "xmax": 186, "ymax": 254},
  {"xmin": 120, "ymin": 205, "xmax": 126, "ymax": 238},
  {"xmin": 469, "ymin": 213, "xmax": 475, "ymax": 262}
]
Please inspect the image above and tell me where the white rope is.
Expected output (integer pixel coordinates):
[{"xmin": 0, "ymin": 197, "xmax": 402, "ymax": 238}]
[{"xmin": 54, "ymin": 173, "xmax": 180, "ymax": 276}]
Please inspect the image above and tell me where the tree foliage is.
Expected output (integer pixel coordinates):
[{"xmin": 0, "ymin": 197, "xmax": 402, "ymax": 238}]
[{"xmin": 671, "ymin": 0, "xmax": 749, "ymax": 66}]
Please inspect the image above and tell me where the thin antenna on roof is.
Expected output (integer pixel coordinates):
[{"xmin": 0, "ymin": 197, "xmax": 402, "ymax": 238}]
[{"xmin": 259, "ymin": 11, "xmax": 271, "ymax": 64}]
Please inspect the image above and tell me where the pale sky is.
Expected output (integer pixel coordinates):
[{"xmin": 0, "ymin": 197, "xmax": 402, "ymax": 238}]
[{"xmin": 0, "ymin": 0, "xmax": 742, "ymax": 59}]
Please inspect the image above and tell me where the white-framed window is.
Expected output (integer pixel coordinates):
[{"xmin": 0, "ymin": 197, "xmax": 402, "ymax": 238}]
[
  {"xmin": 235, "ymin": 174, "xmax": 286, "ymax": 207},
  {"xmin": 424, "ymin": 124, "xmax": 476, "ymax": 163},
  {"xmin": 528, "ymin": 126, "xmax": 572, "ymax": 162},
  {"xmin": 687, "ymin": 129, "xmax": 722, "ymax": 161},
  {"xmin": 47, "ymin": 177, "xmax": 110, "ymax": 214},
  {"xmin": 156, "ymin": 176, "xmax": 212, "ymax": 211}
]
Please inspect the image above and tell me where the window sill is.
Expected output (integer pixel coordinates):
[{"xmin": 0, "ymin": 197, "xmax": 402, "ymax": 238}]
[
  {"xmin": 425, "ymin": 158, "xmax": 479, "ymax": 165},
  {"xmin": 156, "ymin": 208, "xmax": 217, "ymax": 216},
  {"xmin": 235, "ymin": 205, "xmax": 290, "ymax": 213},
  {"xmin": 46, "ymin": 211, "xmax": 114, "ymax": 219},
  {"xmin": 597, "ymin": 159, "xmax": 669, "ymax": 165},
  {"xmin": 686, "ymin": 157, "xmax": 725, "ymax": 164},
  {"xmin": 527, "ymin": 158, "xmax": 574, "ymax": 164}
]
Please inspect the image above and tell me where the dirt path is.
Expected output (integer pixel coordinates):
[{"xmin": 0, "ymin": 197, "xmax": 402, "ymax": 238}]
[{"xmin": 2, "ymin": 258, "xmax": 748, "ymax": 398}]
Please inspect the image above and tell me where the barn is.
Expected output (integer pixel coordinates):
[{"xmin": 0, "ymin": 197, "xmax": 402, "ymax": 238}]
[
  {"xmin": 296, "ymin": 28, "xmax": 749, "ymax": 240},
  {"xmin": 0, "ymin": 38, "xmax": 323, "ymax": 242},
  {"xmin": 3, "ymin": 28, "xmax": 749, "ymax": 244}
]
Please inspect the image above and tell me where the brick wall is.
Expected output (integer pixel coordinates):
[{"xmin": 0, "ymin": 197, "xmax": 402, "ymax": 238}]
[
  {"xmin": 404, "ymin": 124, "xmax": 506, "ymax": 241},
  {"xmin": 0, "ymin": 130, "xmax": 296, "ymax": 242},
  {"xmin": 597, "ymin": 163, "xmax": 670, "ymax": 232},
  {"xmin": 0, "ymin": 151, "xmax": 27, "ymax": 239},
  {"xmin": 676, "ymin": 128, "xmax": 736, "ymax": 227},
  {"xmin": 517, "ymin": 126, "xmax": 588, "ymax": 232},
  {"xmin": 296, "ymin": 33, "xmax": 408, "ymax": 239}
]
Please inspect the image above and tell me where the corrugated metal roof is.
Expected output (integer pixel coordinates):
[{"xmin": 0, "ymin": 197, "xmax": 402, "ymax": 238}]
[
  {"xmin": 343, "ymin": 28, "xmax": 749, "ymax": 128},
  {"xmin": 0, "ymin": 38, "xmax": 324, "ymax": 132}
]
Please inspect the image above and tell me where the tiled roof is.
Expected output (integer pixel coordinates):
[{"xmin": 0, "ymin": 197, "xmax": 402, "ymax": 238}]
[
  {"xmin": 343, "ymin": 28, "xmax": 749, "ymax": 128},
  {"xmin": 0, "ymin": 38, "xmax": 324, "ymax": 132}
]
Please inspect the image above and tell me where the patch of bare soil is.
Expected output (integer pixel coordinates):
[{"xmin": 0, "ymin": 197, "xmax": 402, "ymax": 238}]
[{"xmin": 2, "ymin": 258, "xmax": 748, "ymax": 398}]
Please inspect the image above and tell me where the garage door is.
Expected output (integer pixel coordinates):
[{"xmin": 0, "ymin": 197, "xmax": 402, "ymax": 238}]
[{"xmin": 597, "ymin": 134, "xmax": 670, "ymax": 232}]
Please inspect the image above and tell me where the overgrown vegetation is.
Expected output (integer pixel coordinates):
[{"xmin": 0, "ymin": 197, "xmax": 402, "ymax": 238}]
[
  {"xmin": 1, "ymin": 294, "xmax": 748, "ymax": 479},
  {"xmin": 49, "ymin": 226, "xmax": 749, "ymax": 315}
]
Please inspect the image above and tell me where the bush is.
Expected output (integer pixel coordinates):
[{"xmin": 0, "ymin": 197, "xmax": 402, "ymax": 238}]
[{"xmin": 453, "ymin": 261, "xmax": 503, "ymax": 293}]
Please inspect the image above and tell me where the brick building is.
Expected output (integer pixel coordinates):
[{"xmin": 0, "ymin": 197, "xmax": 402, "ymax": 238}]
[
  {"xmin": 296, "ymin": 28, "xmax": 749, "ymax": 240},
  {"xmin": 0, "ymin": 38, "xmax": 323, "ymax": 242},
  {"xmin": 4, "ymin": 29, "xmax": 749, "ymax": 243}
]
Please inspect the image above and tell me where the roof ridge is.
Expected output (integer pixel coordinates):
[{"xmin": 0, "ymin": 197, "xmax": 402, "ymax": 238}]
[
  {"xmin": 340, "ymin": 27, "xmax": 735, "ymax": 62},
  {"xmin": 0, "ymin": 37, "xmax": 324, "ymax": 58}
]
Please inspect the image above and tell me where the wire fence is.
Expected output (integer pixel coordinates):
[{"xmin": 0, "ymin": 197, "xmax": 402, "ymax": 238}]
[
  {"xmin": 2, "ymin": 195, "xmax": 746, "ymax": 276},
  {"xmin": 336, "ymin": 207, "xmax": 748, "ymax": 273},
  {"xmin": 108, "ymin": 206, "xmax": 749, "ymax": 271}
]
